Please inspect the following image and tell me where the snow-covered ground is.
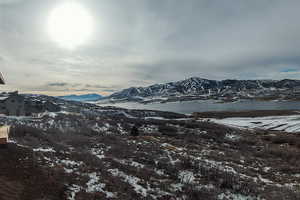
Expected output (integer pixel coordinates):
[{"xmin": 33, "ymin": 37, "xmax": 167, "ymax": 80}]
[{"xmin": 211, "ymin": 115, "xmax": 300, "ymax": 133}]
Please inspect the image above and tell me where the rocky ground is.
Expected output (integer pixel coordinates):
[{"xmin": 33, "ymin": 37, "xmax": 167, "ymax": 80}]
[{"xmin": 0, "ymin": 96, "xmax": 300, "ymax": 200}]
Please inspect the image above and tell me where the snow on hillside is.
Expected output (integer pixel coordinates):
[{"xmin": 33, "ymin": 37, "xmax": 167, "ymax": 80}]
[
  {"xmin": 211, "ymin": 115, "xmax": 300, "ymax": 133},
  {"xmin": 106, "ymin": 77, "xmax": 300, "ymax": 103}
]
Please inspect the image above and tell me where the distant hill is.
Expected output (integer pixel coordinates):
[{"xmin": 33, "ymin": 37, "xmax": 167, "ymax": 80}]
[
  {"xmin": 57, "ymin": 93, "xmax": 103, "ymax": 102},
  {"xmin": 104, "ymin": 77, "xmax": 300, "ymax": 103}
]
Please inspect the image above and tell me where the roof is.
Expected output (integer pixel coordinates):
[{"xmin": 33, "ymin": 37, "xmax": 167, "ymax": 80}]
[{"xmin": 0, "ymin": 72, "xmax": 5, "ymax": 84}]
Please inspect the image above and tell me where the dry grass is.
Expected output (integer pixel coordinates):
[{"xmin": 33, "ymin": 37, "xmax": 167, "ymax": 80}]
[{"xmin": 5, "ymin": 114, "xmax": 300, "ymax": 200}]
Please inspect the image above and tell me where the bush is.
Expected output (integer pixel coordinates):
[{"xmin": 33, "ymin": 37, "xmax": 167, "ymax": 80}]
[
  {"xmin": 130, "ymin": 125, "xmax": 139, "ymax": 136},
  {"xmin": 158, "ymin": 125, "xmax": 178, "ymax": 136},
  {"xmin": 183, "ymin": 185, "xmax": 218, "ymax": 200},
  {"xmin": 10, "ymin": 125, "xmax": 41, "ymax": 138},
  {"xmin": 255, "ymin": 146, "xmax": 300, "ymax": 164}
]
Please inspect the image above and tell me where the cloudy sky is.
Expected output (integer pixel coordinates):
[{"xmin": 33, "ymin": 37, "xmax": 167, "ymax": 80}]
[{"xmin": 1, "ymin": 0, "xmax": 300, "ymax": 95}]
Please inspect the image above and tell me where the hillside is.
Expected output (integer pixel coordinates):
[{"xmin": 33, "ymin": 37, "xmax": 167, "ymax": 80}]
[
  {"xmin": 57, "ymin": 93, "xmax": 103, "ymax": 102},
  {"xmin": 105, "ymin": 77, "xmax": 300, "ymax": 103},
  {"xmin": 0, "ymin": 95, "xmax": 299, "ymax": 199}
]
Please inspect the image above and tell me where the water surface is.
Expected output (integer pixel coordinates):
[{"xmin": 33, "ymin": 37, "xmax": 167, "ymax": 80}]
[{"xmin": 98, "ymin": 100, "xmax": 300, "ymax": 114}]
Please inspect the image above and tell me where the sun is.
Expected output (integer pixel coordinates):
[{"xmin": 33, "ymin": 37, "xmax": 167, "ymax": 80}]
[{"xmin": 47, "ymin": 2, "xmax": 93, "ymax": 49}]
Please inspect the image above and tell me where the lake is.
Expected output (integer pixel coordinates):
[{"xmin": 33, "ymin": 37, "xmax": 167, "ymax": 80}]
[{"xmin": 97, "ymin": 100, "xmax": 300, "ymax": 114}]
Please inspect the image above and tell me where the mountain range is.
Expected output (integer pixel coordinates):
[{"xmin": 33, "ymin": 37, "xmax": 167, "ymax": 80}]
[
  {"xmin": 57, "ymin": 93, "xmax": 103, "ymax": 102},
  {"xmin": 105, "ymin": 77, "xmax": 300, "ymax": 103}
]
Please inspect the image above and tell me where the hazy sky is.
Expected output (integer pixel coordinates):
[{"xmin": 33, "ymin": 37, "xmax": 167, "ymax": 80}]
[{"xmin": 1, "ymin": 0, "xmax": 300, "ymax": 95}]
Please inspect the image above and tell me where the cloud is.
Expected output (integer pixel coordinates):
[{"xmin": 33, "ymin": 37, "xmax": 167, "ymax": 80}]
[
  {"xmin": 0, "ymin": 0, "xmax": 22, "ymax": 5},
  {"xmin": 47, "ymin": 82, "xmax": 68, "ymax": 87},
  {"xmin": 1, "ymin": 0, "xmax": 300, "ymax": 95},
  {"xmin": 280, "ymin": 68, "xmax": 299, "ymax": 73},
  {"xmin": 84, "ymin": 84, "xmax": 118, "ymax": 89},
  {"xmin": 26, "ymin": 82, "xmax": 116, "ymax": 96},
  {"xmin": 102, "ymin": 89, "xmax": 117, "ymax": 92}
]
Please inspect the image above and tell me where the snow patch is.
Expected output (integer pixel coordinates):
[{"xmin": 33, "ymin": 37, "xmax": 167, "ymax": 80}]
[
  {"xmin": 179, "ymin": 170, "xmax": 195, "ymax": 183},
  {"xmin": 108, "ymin": 168, "xmax": 148, "ymax": 197},
  {"xmin": 68, "ymin": 184, "xmax": 81, "ymax": 200},
  {"xmin": 33, "ymin": 147, "xmax": 56, "ymax": 153},
  {"xmin": 212, "ymin": 115, "xmax": 300, "ymax": 133},
  {"xmin": 86, "ymin": 172, "xmax": 116, "ymax": 198},
  {"xmin": 225, "ymin": 133, "xmax": 240, "ymax": 141},
  {"xmin": 218, "ymin": 191, "xmax": 261, "ymax": 200}
]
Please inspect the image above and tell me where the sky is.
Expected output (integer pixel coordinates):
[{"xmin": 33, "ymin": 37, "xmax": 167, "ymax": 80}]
[{"xmin": 1, "ymin": 0, "xmax": 300, "ymax": 96}]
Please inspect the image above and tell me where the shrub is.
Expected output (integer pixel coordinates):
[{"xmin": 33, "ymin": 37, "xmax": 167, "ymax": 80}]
[
  {"xmin": 183, "ymin": 185, "xmax": 218, "ymax": 200},
  {"xmin": 158, "ymin": 125, "xmax": 178, "ymax": 136},
  {"xmin": 130, "ymin": 125, "xmax": 139, "ymax": 136}
]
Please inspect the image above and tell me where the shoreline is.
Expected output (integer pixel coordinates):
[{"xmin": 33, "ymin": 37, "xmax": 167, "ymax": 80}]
[{"xmin": 193, "ymin": 109, "xmax": 300, "ymax": 119}]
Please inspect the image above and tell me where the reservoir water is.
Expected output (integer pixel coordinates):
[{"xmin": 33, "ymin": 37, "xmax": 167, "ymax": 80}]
[{"xmin": 97, "ymin": 100, "xmax": 300, "ymax": 114}]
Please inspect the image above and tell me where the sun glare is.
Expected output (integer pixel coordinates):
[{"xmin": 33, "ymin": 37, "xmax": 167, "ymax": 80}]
[{"xmin": 47, "ymin": 2, "xmax": 93, "ymax": 49}]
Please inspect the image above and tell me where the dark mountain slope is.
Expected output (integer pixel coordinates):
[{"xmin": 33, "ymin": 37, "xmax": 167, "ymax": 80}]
[{"xmin": 107, "ymin": 77, "xmax": 300, "ymax": 102}]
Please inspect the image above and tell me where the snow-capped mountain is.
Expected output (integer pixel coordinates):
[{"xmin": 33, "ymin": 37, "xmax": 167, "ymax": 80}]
[
  {"xmin": 57, "ymin": 93, "xmax": 103, "ymax": 102},
  {"xmin": 106, "ymin": 77, "xmax": 300, "ymax": 102}
]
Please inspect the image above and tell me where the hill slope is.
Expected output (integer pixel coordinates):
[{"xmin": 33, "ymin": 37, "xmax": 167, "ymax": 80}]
[
  {"xmin": 0, "ymin": 94, "xmax": 299, "ymax": 199},
  {"xmin": 57, "ymin": 93, "xmax": 103, "ymax": 102},
  {"xmin": 107, "ymin": 77, "xmax": 300, "ymax": 103}
]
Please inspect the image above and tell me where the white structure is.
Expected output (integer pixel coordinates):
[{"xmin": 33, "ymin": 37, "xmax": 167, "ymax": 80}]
[{"xmin": 0, "ymin": 126, "xmax": 9, "ymax": 145}]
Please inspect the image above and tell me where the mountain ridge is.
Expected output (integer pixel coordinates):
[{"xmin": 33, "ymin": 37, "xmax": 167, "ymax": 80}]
[
  {"xmin": 57, "ymin": 93, "xmax": 103, "ymax": 102},
  {"xmin": 106, "ymin": 77, "xmax": 300, "ymax": 102}
]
